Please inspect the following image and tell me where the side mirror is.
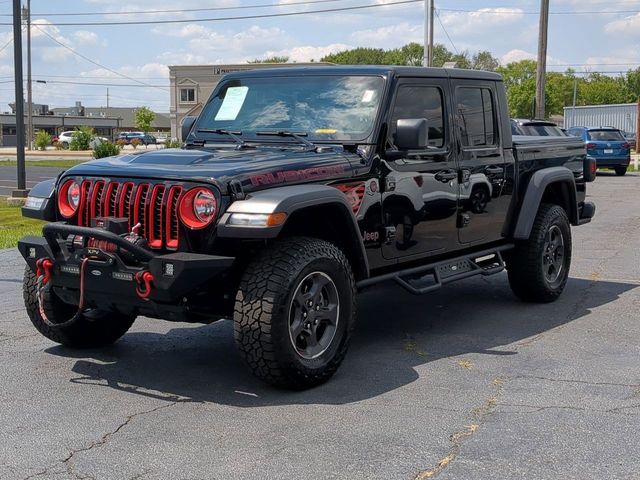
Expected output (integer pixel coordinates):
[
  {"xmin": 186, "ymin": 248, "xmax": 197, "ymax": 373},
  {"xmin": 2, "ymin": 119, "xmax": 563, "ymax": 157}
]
[
  {"xmin": 394, "ymin": 118, "xmax": 429, "ymax": 150},
  {"xmin": 181, "ymin": 116, "xmax": 197, "ymax": 141}
]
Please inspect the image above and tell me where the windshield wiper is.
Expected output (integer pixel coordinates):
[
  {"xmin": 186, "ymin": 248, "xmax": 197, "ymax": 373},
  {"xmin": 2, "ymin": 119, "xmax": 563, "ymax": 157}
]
[
  {"xmin": 196, "ymin": 128, "xmax": 252, "ymax": 149},
  {"xmin": 256, "ymin": 130, "xmax": 316, "ymax": 151}
]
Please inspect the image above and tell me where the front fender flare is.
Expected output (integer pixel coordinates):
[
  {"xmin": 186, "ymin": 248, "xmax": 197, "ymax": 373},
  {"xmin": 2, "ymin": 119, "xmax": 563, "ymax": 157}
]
[{"xmin": 217, "ymin": 184, "xmax": 369, "ymax": 276}]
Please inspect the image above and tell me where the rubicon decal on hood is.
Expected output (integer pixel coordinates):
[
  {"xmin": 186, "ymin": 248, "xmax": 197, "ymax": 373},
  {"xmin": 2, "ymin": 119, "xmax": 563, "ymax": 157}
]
[{"xmin": 250, "ymin": 165, "xmax": 345, "ymax": 186}]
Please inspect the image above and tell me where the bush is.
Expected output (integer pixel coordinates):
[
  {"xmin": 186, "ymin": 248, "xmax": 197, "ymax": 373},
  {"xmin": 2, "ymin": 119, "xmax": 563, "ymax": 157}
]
[
  {"xmin": 130, "ymin": 138, "xmax": 141, "ymax": 149},
  {"xmin": 53, "ymin": 140, "xmax": 65, "ymax": 150},
  {"xmin": 164, "ymin": 139, "xmax": 182, "ymax": 149},
  {"xmin": 115, "ymin": 139, "xmax": 127, "ymax": 148},
  {"xmin": 69, "ymin": 126, "xmax": 95, "ymax": 151},
  {"xmin": 92, "ymin": 141, "xmax": 121, "ymax": 159},
  {"xmin": 34, "ymin": 130, "xmax": 51, "ymax": 151}
]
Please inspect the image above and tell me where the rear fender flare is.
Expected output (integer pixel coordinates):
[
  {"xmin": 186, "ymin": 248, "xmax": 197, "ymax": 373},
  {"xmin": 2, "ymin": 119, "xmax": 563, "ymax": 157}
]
[{"xmin": 513, "ymin": 167, "xmax": 578, "ymax": 240}]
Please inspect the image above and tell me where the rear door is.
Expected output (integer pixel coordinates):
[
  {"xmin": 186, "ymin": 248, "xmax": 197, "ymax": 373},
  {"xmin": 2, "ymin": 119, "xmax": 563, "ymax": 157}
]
[
  {"xmin": 587, "ymin": 129, "xmax": 629, "ymax": 159},
  {"xmin": 453, "ymin": 81, "xmax": 511, "ymax": 245}
]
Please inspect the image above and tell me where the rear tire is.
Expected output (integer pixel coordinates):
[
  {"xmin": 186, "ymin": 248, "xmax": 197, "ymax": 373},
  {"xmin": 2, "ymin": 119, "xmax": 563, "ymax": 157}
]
[
  {"xmin": 23, "ymin": 267, "xmax": 136, "ymax": 348},
  {"xmin": 234, "ymin": 237, "xmax": 356, "ymax": 389},
  {"xmin": 507, "ymin": 204, "xmax": 571, "ymax": 303},
  {"xmin": 615, "ymin": 166, "xmax": 627, "ymax": 176}
]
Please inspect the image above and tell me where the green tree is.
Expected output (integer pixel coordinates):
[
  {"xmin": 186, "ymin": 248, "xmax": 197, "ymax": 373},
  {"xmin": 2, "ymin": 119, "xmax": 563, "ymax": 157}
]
[
  {"xmin": 625, "ymin": 68, "xmax": 640, "ymax": 99},
  {"xmin": 69, "ymin": 126, "xmax": 94, "ymax": 151},
  {"xmin": 471, "ymin": 51, "xmax": 499, "ymax": 72},
  {"xmin": 34, "ymin": 130, "xmax": 51, "ymax": 151},
  {"xmin": 497, "ymin": 60, "xmax": 537, "ymax": 117},
  {"xmin": 248, "ymin": 56, "xmax": 290, "ymax": 63},
  {"xmin": 580, "ymin": 73, "xmax": 632, "ymax": 105},
  {"xmin": 321, "ymin": 47, "xmax": 387, "ymax": 64},
  {"xmin": 134, "ymin": 106, "xmax": 156, "ymax": 134}
]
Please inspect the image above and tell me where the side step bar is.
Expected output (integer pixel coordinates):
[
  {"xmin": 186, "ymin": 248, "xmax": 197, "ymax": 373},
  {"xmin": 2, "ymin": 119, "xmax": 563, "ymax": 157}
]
[{"xmin": 357, "ymin": 244, "xmax": 514, "ymax": 295}]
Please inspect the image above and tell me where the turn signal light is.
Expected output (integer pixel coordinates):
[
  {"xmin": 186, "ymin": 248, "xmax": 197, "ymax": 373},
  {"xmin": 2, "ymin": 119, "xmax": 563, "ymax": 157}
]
[
  {"xmin": 58, "ymin": 179, "xmax": 81, "ymax": 218},
  {"xmin": 178, "ymin": 187, "xmax": 218, "ymax": 229}
]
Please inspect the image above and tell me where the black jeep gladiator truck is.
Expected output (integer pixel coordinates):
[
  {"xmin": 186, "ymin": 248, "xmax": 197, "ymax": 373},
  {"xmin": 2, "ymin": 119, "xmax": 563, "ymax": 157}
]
[{"xmin": 19, "ymin": 66, "xmax": 596, "ymax": 389}]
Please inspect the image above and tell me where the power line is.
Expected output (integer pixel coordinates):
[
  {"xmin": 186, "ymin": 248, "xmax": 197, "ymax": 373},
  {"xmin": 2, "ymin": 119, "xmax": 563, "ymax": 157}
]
[
  {"xmin": 0, "ymin": 0, "xmax": 423, "ymax": 26},
  {"xmin": 32, "ymin": 24, "xmax": 168, "ymax": 92},
  {"xmin": 15, "ymin": 0, "xmax": 354, "ymax": 16},
  {"xmin": 34, "ymin": 79, "xmax": 169, "ymax": 88},
  {"xmin": 438, "ymin": 7, "xmax": 640, "ymax": 15},
  {"xmin": 434, "ymin": 9, "xmax": 458, "ymax": 55}
]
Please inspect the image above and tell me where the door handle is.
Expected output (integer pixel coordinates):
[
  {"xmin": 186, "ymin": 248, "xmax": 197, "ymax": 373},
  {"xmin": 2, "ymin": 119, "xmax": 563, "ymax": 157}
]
[
  {"xmin": 434, "ymin": 170, "xmax": 457, "ymax": 182},
  {"xmin": 485, "ymin": 166, "xmax": 504, "ymax": 175}
]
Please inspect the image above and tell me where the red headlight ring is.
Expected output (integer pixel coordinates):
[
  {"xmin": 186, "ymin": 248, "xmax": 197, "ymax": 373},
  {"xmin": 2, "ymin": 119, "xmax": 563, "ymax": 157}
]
[
  {"xmin": 178, "ymin": 187, "xmax": 218, "ymax": 230},
  {"xmin": 57, "ymin": 179, "xmax": 81, "ymax": 218}
]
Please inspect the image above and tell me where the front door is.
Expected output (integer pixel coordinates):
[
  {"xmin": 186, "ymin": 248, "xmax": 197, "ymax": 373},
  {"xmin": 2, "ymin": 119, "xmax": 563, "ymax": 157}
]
[
  {"xmin": 381, "ymin": 79, "xmax": 459, "ymax": 260},
  {"xmin": 453, "ymin": 82, "xmax": 510, "ymax": 245}
]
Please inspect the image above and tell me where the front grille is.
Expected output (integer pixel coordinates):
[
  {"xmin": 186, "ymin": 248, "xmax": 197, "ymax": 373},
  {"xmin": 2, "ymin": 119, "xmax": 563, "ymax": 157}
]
[{"xmin": 77, "ymin": 179, "xmax": 182, "ymax": 250}]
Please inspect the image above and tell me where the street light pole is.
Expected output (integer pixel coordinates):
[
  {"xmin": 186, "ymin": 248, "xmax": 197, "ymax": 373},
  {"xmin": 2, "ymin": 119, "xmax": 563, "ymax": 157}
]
[
  {"xmin": 12, "ymin": 0, "xmax": 26, "ymax": 196},
  {"xmin": 535, "ymin": 0, "xmax": 549, "ymax": 119},
  {"xmin": 24, "ymin": 0, "xmax": 32, "ymax": 151},
  {"xmin": 423, "ymin": 0, "xmax": 434, "ymax": 67}
]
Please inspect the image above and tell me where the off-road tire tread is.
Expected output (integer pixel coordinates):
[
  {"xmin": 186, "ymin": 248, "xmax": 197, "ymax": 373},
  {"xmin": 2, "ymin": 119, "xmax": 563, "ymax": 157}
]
[
  {"xmin": 507, "ymin": 203, "xmax": 571, "ymax": 303},
  {"xmin": 234, "ymin": 237, "xmax": 356, "ymax": 389},
  {"xmin": 23, "ymin": 266, "xmax": 135, "ymax": 348}
]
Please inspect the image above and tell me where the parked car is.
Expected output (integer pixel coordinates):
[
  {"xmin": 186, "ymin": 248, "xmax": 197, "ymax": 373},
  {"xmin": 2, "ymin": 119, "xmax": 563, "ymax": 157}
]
[
  {"xmin": 622, "ymin": 131, "xmax": 636, "ymax": 151},
  {"xmin": 511, "ymin": 119, "xmax": 567, "ymax": 137},
  {"xmin": 56, "ymin": 131, "xmax": 75, "ymax": 148},
  {"xmin": 567, "ymin": 126, "xmax": 631, "ymax": 176},
  {"xmin": 119, "ymin": 131, "xmax": 157, "ymax": 145},
  {"xmin": 20, "ymin": 66, "xmax": 596, "ymax": 389}
]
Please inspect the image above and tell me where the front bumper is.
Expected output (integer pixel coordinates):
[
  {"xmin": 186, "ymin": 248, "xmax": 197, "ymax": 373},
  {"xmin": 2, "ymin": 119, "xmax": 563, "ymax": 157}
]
[{"xmin": 18, "ymin": 223, "xmax": 235, "ymax": 321}]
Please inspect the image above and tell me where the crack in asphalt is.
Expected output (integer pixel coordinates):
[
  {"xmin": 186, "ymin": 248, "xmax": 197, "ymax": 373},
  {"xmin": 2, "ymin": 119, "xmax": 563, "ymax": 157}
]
[
  {"xmin": 21, "ymin": 401, "xmax": 181, "ymax": 480},
  {"xmin": 413, "ymin": 376, "xmax": 505, "ymax": 479},
  {"xmin": 513, "ymin": 374, "xmax": 640, "ymax": 389}
]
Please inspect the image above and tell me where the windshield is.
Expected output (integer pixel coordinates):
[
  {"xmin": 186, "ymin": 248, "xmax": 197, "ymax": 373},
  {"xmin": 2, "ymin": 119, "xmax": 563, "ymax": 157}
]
[
  {"xmin": 587, "ymin": 129, "xmax": 625, "ymax": 141},
  {"xmin": 195, "ymin": 75, "xmax": 385, "ymax": 142},
  {"xmin": 519, "ymin": 125, "xmax": 566, "ymax": 136}
]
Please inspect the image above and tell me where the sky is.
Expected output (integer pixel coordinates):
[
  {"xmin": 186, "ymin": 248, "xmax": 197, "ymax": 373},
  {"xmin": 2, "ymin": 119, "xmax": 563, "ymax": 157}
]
[{"xmin": 0, "ymin": 0, "xmax": 639, "ymax": 112}]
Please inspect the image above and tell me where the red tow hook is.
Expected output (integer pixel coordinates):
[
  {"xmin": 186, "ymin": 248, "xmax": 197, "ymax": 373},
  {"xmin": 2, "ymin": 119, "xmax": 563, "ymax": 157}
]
[
  {"xmin": 135, "ymin": 271, "xmax": 154, "ymax": 299},
  {"xmin": 36, "ymin": 258, "xmax": 54, "ymax": 285}
]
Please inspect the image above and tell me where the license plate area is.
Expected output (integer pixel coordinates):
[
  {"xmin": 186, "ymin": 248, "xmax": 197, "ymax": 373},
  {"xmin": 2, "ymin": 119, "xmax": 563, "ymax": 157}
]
[{"xmin": 604, "ymin": 148, "xmax": 613, "ymax": 154}]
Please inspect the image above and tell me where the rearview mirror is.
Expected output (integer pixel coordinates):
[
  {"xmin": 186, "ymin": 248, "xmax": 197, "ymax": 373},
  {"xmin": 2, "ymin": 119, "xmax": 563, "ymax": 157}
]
[
  {"xmin": 394, "ymin": 118, "xmax": 429, "ymax": 150},
  {"xmin": 181, "ymin": 116, "xmax": 197, "ymax": 141}
]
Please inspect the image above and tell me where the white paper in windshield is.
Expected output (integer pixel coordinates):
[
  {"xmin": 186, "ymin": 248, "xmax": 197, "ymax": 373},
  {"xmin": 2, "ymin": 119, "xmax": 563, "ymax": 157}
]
[{"xmin": 215, "ymin": 86, "xmax": 249, "ymax": 121}]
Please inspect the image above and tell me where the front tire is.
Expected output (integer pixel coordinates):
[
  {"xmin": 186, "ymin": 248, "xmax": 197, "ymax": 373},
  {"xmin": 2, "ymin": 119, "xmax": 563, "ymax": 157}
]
[
  {"xmin": 507, "ymin": 204, "xmax": 572, "ymax": 303},
  {"xmin": 615, "ymin": 166, "xmax": 627, "ymax": 176},
  {"xmin": 234, "ymin": 237, "xmax": 356, "ymax": 389},
  {"xmin": 23, "ymin": 267, "xmax": 136, "ymax": 348}
]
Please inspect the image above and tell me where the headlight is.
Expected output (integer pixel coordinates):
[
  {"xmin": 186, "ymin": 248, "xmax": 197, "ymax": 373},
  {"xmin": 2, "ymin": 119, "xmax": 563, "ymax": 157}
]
[
  {"xmin": 57, "ymin": 179, "xmax": 81, "ymax": 218},
  {"xmin": 178, "ymin": 187, "xmax": 218, "ymax": 229}
]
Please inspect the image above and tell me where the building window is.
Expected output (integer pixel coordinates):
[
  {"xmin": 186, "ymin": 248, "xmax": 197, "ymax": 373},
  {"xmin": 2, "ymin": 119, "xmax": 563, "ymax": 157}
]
[{"xmin": 180, "ymin": 88, "xmax": 196, "ymax": 103}]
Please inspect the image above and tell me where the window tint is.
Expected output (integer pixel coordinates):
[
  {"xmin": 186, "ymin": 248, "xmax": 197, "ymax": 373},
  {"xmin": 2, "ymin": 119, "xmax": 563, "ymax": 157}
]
[
  {"xmin": 180, "ymin": 88, "xmax": 195, "ymax": 103},
  {"xmin": 457, "ymin": 87, "xmax": 497, "ymax": 147},
  {"xmin": 390, "ymin": 85, "xmax": 445, "ymax": 148},
  {"xmin": 587, "ymin": 129, "xmax": 625, "ymax": 141}
]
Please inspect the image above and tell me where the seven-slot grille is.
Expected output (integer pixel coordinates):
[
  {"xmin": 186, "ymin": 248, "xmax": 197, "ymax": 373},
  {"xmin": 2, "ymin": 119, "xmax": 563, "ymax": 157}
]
[{"xmin": 77, "ymin": 179, "xmax": 183, "ymax": 250}]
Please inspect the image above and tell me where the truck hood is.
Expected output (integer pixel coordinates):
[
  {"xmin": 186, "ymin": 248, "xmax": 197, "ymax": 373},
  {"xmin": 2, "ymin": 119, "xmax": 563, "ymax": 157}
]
[{"xmin": 63, "ymin": 147, "xmax": 359, "ymax": 193}]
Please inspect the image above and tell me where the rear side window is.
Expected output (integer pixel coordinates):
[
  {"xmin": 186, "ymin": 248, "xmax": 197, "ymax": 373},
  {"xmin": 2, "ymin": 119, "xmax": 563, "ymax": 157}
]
[
  {"xmin": 390, "ymin": 85, "xmax": 445, "ymax": 148},
  {"xmin": 587, "ymin": 130, "xmax": 625, "ymax": 141},
  {"xmin": 457, "ymin": 87, "xmax": 497, "ymax": 147}
]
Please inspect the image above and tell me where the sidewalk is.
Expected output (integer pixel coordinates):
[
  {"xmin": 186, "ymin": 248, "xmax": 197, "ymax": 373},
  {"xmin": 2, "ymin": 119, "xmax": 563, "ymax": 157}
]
[{"xmin": 0, "ymin": 147, "xmax": 92, "ymax": 159}]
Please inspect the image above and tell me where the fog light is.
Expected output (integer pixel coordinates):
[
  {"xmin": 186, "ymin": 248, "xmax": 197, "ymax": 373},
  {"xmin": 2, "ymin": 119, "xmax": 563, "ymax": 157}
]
[
  {"xmin": 164, "ymin": 263, "xmax": 175, "ymax": 276},
  {"xmin": 25, "ymin": 196, "xmax": 45, "ymax": 209}
]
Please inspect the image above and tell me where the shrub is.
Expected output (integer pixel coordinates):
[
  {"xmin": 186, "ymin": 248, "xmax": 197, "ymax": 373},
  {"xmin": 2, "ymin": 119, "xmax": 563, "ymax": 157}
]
[
  {"xmin": 69, "ymin": 126, "xmax": 95, "ymax": 151},
  {"xmin": 34, "ymin": 130, "xmax": 51, "ymax": 151},
  {"xmin": 115, "ymin": 139, "xmax": 127, "ymax": 148},
  {"xmin": 164, "ymin": 139, "xmax": 182, "ymax": 149},
  {"xmin": 92, "ymin": 141, "xmax": 121, "ymax": 159},
  {"xmin": 130, "ymin": 137, "xmax": 141, "ymax": 149},
  {"xmin": 53, "ymin": 140, "xmax": 65, "ymax": 150}
]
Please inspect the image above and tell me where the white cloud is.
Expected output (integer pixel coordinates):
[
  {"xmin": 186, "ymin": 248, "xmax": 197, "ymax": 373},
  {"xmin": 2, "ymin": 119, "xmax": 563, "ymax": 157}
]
[
  {"xmin": 439, "ymin": 8, "xmax": 524, "ymax": 37},
  {"xmin": 261, "ymin": 43, "xmax": 352, "ymax": 63},
  {"xmin": 350, "ymin": 23, "xmax": 421, "ymax": 47},
  {"xmin": 72, "ymin": 31, "xmax": 100, "ymax": 46},
  {"xmin": 605, "ymin": 13, "xmax": 640, "ymax": 36},
  {"xmin": 152, "ymin": 24, "xmax": 210, "ymax": 38},
  {"xmin": 501, "ymin": 49, "xmax": 536, "ymax": 64}
]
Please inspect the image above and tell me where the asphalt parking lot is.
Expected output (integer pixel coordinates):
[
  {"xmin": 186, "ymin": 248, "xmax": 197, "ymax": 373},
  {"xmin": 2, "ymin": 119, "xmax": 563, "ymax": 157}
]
[{"xmin": 1, "ymin": 172, "xmax": 639, "ymax": 480}]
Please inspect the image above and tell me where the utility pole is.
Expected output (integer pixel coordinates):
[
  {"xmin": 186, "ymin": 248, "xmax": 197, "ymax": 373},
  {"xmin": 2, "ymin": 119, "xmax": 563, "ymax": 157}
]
[
  {"xmin": 23, "ymin": 0, "xmax": 32, "ymax": 151},
  {"xmin": 107, "ymin": 88, "xmax": 109, "ymax": 108},
  {"xmin": 12, "ymin": 0, "xmax": 27, "ymax": 197},
  {"xmin": 423, "ymin": 0, "xmax": 434, "ymax": 67},
  {"xmin": 535, "ymin": 0, "xmax": 549, "ymax": 119}
]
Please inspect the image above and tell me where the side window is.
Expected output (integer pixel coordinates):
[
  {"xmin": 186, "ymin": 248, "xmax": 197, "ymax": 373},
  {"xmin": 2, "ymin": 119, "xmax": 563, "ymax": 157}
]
[
  {"xmin": 390, "ymin": 85, "xmax": 445, "ymax": 149},
  {"xmin": 457, "ymin": 87, "xmax": 497, "ymax": 147},
  {"xmin": 180, "ymin": 88, "xmax": 196, "ymax": 103}
]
